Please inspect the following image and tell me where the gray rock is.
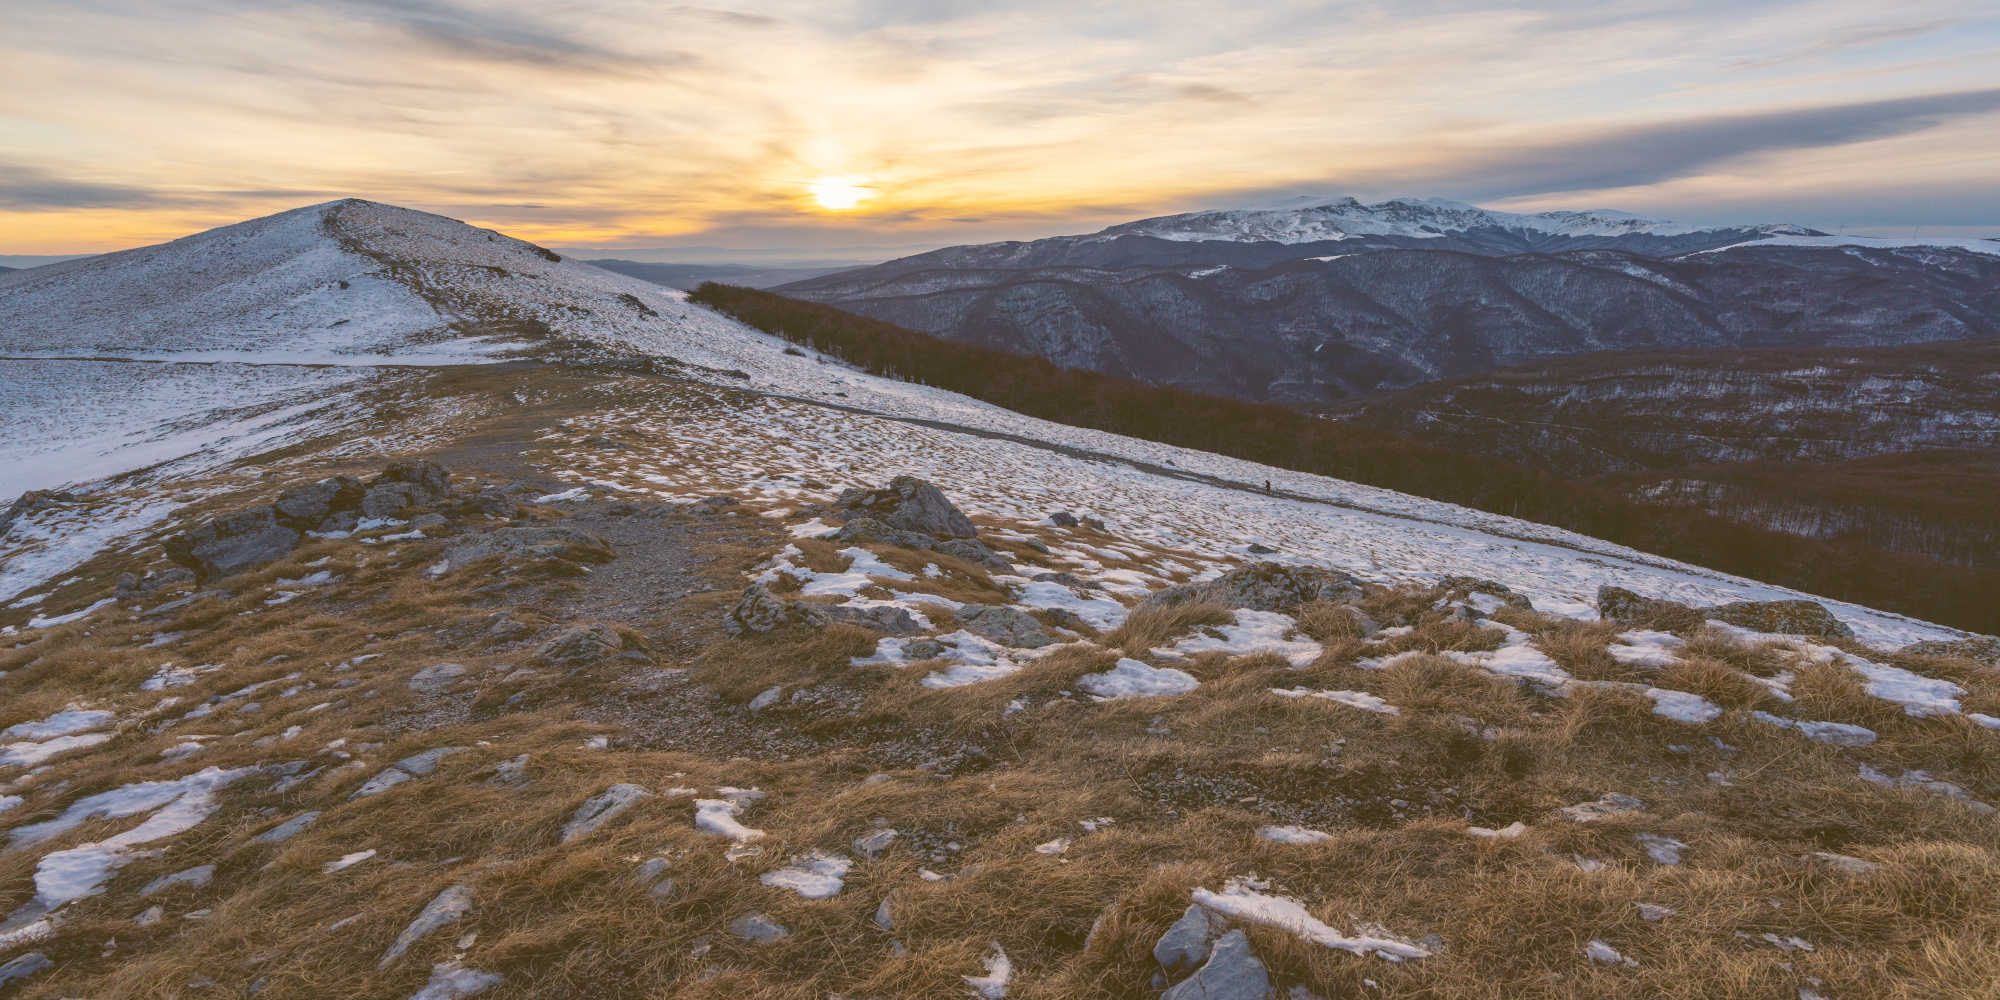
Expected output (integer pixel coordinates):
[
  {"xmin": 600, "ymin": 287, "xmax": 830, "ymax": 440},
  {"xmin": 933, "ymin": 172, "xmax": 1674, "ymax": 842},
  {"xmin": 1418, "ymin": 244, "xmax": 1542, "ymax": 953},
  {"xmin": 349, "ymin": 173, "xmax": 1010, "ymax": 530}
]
[
  {"xmin": 955, "ymin": 604, "xmax": 1056, "ymax": 648},
  {"xmin": 351, "ymin": 747, "xmax": 467, "ymax": 799},
  {"xmin": 163, "ymin": 505, "xmax": 302, "ymax": 579},
  {"xmin": 396, "ymin": 746, "xmax": 468, "ymax": 777},
  {"xmin": 1707, "ymin": 599, "xmax": 1853, "ymax": 639},
  {"xmin": 562, "ymin": 783, "xmax": 651, "ymax": 842},
  {"xmin": 832, "ymin": 516, "xmax": 939, "ymax": 551},
  {"xmin": 1438, "ymin": 576, "xmax": 1533, "ymax": 611},
  {"xmin": 253, "ymin": 811, "xmax": 321, "ymax": 844},
  {"xmin": 380, "ymin": 885, "xmax": 475, "ymax": 968},
  {"xmin": 1047, "ymin": 511, "xmax": 1079, "ymax": 528},
  {"xmin": 1902, "ymin": 636, "xmax": 2000, "ymax": 666},
  {"xmin": 315, "ymin": 509, "xmax": 360, "ymax": 534},
  {"xmin": 730, "ymin": 912, "xmax": 790, "ymax": 943},
  {"xmin": 724, "ymin": 584, "xmax": 829, "ymax": 636},
  {"xmin": 1163, "ymin": 929, "xmax": 1271, "ymax": 1000},
  {"xmin": 536, "ymin": 623, "xmax": 635, "ymax": 669},
  {"xmin": 437, "ymin": 525, "xmax": 614, "ymax": 573},
  {"xmin": 0, "ymin": 489, "xmax": 74, "ymax": 536},
  {"xmin": 1139, "ymin": 561, "xmax": 1363, "ymax": 614},
  {"xmin": 822, "ymin": 603, "xmax": 925, "ymax": 635},
  {"xmin": 361, "ymin": 482, "xmax": 427, "ymax": 519},
  {"xmin": 1154, "ymin": 902, "xmax": 1229, "ymax": 976},
  {"xmin": 853, "ymin": 828, "xmax": 898, "ymax": 858},
  {"xmin": 832, "ymin": 476, "xmax": 977, "ymax": 539},
  {"xmin": 409, "ymin": 663, "xmax": 468, "ymax": 693},
  {"xmin": 373, "ymin": 459, "xmax": 451, "ymax": 500},
  {"xmin": 140, "ymin": 864, "xmax": 215, "ymax": 897},
  {"xmin": 489, "ymin": 754, "xmax": 530, "ymax": 787},
  {"xmin": 272, "ymin": 476, "xmax": 364, "ymax": 527},
  {"xmin": 872, "ymin": 896, "xmax": 895, "ymax": 931},
  {"xmin": 935, "ymin": 537, "xmax": 1011, "ymax": 570},
  {"xmin": 1595, "ymin": 586, "xmax": 1702, "ymax": 630},
  {"xmin": 412, "ymin": 513, "xmax": 449, "ymax": 532},
  {"xmin": 0, "ymin": 953, "xmax": 52, "ymax": 991},
  {"xmin": 1246, "ymin": 542, "xmax": 1277, "ymax": 555}
]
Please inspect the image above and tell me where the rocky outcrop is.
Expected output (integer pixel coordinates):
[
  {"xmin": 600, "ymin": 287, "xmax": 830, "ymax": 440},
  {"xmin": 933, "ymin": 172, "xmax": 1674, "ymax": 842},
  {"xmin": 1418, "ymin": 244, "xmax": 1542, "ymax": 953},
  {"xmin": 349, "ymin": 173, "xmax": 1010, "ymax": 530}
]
[
  {"xmin": 1139, "ymin": 562, "xmax": 1363, "ymax": 614},
  {"xmin": 1439, "ymin": 576, "xmax": 1533, "ymax": 610},
  {"xmin": 954, "ymin": 604, "xmax": 1056, "ymax": 648},
  {"xmin": 1161, "ymin": 929, "xmax": 1270, "ymax": 1000},
  {"xmin": 1708, "ymin": 599, "xmax": 1854, "ymax": 639},
  {"xmin": 163, "ymin": 506, "xmax": 304, "ymax": 580},
  {"xmin": 0, "ymin": 489, "xmax": 76, "ymax": 536},
  {"xmin": 1903, "ymin": 636, "xmax": 2000, "ymax": 666},
  {"xmin": 725, "ymin": 584, "xmax": 924, "ymax": 637},
  {"xmin": 1597, "ymin": 586, "xmax": 1853, "ymax": 637},
  {"xmin": 833, "ymin": 476, "xmax": 977, "ymax": 538},
  {"xmin": 1595, "ymin": 587, "xmax": 1704, "ymax": 631},
  {"xmin": 536, "ymin": 624, "xmax": 646, "ymax": 669}
]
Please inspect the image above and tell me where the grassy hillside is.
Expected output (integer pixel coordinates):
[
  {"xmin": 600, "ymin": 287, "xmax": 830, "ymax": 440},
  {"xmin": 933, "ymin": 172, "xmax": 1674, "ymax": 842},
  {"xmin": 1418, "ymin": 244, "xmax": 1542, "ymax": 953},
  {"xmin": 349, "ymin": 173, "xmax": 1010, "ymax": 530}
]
[{"xmin": 689, "ymin": 283, "xmax": 1998, "ymax": 634}]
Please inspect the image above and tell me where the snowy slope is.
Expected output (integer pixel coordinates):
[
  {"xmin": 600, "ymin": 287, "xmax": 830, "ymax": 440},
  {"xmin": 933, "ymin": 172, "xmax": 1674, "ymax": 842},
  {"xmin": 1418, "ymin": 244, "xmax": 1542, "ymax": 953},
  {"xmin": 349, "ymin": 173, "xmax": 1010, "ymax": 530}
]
[
  {"xmin": 1094, "ymin": 196, "xmax": 1812, "ymax": 245},
  {"xmin": 0, "ymin": 200, "xmax": 1972, "ymax": 646}
]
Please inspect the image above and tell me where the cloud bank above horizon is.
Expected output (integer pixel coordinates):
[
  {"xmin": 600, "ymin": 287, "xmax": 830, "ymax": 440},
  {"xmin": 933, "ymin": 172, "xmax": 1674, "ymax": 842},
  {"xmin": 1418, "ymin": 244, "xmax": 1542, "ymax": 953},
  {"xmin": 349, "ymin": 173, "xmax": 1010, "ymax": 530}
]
[{"xmin": 2, "ymin": 0, "xmax": 1997, "ymax": 257}]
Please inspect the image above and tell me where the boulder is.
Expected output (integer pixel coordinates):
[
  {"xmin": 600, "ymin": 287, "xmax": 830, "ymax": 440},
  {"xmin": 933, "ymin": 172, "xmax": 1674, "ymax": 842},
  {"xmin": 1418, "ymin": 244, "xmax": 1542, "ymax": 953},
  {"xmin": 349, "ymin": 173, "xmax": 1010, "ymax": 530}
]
[
  {"xmin": 832, "ymin": 476, "xmax": 977, "ymax": 539},
  {"xmin": 0, "ymin": 953, "xmax": 52, "ymax": 991},
  {"xmin": 361, "ymin": 481, "xmax": 428, "ymax": 519},
  {"xmin": 1047, "ymin": 511, "xmax": 1079, "ymax": 528},
  {"xmin": 832, "ymin": 516, "xmax": 938, "ymax": 551},
  {"xmin": 934, "ymin": 537, "xmax": 1011, "ymax": 571},
  {"xmin": 380, "ymin": 885, "xmax": 475, "ymax": 968},
  {"xmin": 409, "ymin": 662, "xmax": 468, "ymax": 693},
  {"xmin": 1707, "ymin": 599, "xmax": 1854, "ymax": 639},
  {"xmin": 1903, "ymin": 636, "xmax": 2000, "ymax": 667},
  {"xmin": 374, "ymin": 459, "xmax": 451, "ymax": 500},
  {"xmin": 437, "ymin": 526, "xmax": 614, "ymax": 574},
  {"xmin": 450, "ymin": 487, "xmax": 517, "ymax": 519},
  {"xmin": 562, "ymin": 784, "xmax": 652, "ymax": 842},
  {"xmin": 822, "ymin": 603, "xmax": 926, "ymax": 635},
  {"xmin": 0, "ymin": 489, "xmax": 75, "ymax": 536},
  {"xmin": 955, "ymin": 604, "xmax": 1056, "ymax": 648},
  {"xmin": 725, "ymin": 584, "xmax": 830, "ymax": 636},
  {"xmin": 1162, "ymin": 929, "xmax": 1270, "ymax": 1000},
  {"xmin": 536, "ymin": 623, "xmax": 639, "ymax": 668},
  {"xmin": 1139, "ymin": 562, "xmax": 1363, "ymax": 614},
  {"xmin": 1154, "ymin": 903, "xmax": 1228, "ymax": 976},
  {"xmin": 1439, "ymin": 576, "xmax": 1533, "ymax": 611},
  {"xmin": 1595, "ymin": 586, "xmax": 1703, "ymax": 630},
  {"xmin": 163, "ymin": 505, "xmax": 302, "ymax": 579},
  {"xmin": 272, "ymin": 476, "xmax": 364, "ymax": 527}
]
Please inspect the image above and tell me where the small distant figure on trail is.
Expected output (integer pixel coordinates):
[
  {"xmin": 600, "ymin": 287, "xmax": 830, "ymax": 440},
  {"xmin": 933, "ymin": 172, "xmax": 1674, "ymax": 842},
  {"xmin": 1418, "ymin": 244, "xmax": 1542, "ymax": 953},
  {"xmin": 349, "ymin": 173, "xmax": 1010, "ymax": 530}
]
[{"xmin": 1263, "ymin": 479, "xmax": 1272, "ymax": 495}]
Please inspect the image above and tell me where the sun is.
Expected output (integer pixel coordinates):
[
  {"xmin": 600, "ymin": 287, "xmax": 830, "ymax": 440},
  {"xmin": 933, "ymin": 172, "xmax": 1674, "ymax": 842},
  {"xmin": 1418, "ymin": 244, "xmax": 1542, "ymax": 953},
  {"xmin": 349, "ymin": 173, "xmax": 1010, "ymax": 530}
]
[{"xmin": 808, "ymin": 176, "xmax": 877, "ymax": 211}]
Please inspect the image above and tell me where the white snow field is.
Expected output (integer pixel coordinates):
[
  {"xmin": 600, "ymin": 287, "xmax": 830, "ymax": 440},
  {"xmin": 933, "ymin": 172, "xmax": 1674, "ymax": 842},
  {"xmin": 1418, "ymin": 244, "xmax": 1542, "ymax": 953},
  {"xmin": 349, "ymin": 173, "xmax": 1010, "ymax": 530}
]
[{"xmin": 0, "ymin": 199, "xmax": 1974, "ymax": 648}]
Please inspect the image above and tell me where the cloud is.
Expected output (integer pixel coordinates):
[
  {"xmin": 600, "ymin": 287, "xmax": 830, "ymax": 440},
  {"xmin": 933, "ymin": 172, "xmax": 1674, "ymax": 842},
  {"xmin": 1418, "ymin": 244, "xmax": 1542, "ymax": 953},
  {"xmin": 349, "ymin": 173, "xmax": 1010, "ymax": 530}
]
[
  {"xmin": 0, "ymin": 164, "xmax": 172, "ymax": 211},
  {"xmin": 329, "ymin": 0, "xmax": 686, "ymax": 73}
]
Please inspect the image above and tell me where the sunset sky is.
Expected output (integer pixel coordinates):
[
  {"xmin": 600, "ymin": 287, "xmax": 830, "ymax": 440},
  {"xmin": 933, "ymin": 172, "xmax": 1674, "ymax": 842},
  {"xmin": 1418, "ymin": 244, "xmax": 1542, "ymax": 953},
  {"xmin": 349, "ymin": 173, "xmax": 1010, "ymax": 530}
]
[{"xmin": 3, "ymin": 1, "xmax": 1997, "ymax": 260}]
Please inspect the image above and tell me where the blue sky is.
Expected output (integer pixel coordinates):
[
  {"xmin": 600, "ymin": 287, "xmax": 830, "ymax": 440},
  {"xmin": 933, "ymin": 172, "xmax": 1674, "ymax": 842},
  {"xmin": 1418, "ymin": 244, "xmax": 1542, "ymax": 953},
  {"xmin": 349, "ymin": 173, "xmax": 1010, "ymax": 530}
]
[{"xmin": 2, "ymin": 1, "xmax": 1996, "ymax": 257}]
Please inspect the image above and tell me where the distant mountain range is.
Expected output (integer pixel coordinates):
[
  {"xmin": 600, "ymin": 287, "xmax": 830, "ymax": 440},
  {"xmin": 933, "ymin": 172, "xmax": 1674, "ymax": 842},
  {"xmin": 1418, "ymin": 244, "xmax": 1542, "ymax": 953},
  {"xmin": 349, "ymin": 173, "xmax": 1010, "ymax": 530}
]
[
  {"xmin": 584, "ymin": 259, "xmax": 852, "ymax": 291},
  {"xmin": 776, "ymin": 197, "xmax": 2000, "ymax": 409}
]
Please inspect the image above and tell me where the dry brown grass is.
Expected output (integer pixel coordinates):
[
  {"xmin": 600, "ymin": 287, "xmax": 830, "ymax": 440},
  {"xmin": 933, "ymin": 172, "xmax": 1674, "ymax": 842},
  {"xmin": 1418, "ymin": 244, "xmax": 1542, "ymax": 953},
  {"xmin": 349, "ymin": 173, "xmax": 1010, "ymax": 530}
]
[
  {"xmin": 1101, "ymin": 600, "xmax": 1231, "ymax": 655},
  {"xmin": 1533, "ymin": 620, "xmax": 1641, "ymax": 682}
]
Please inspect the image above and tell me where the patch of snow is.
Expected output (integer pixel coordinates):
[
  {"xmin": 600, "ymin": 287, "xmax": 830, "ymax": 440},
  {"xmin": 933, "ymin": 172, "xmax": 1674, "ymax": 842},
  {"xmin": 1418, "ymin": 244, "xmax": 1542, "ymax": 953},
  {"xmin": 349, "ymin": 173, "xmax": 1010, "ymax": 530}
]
[
  {"xmin": 1192, "ymin": 877, "xmax": 1429, "ymax": 960},
  {"xmin": 1078, "ymin": 658, "xmax": 1199, "ymax": 700},
  {"xmin": 1271, "ymin": 687, "xmax": 1398, "ymax": 715},
  {"xmin": 1159, "ymin": 610, "xmax": 1321, "ymax": 667},
  {"xmin": 760, "ymin": 853, "xmax": 852, "ymax": 899},
  {"xmin": 1258, "ymin": 825, "xmax": 1334, "ymax": 844}
]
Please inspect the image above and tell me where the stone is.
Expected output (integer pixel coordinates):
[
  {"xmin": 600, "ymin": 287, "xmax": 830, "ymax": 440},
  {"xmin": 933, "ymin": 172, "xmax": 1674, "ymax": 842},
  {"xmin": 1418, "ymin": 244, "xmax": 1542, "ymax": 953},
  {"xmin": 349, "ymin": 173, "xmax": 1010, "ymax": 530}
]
[
  {"xmin": 380, "ymin": 885, "xmax": 475, "ymax": 968},
  {"xmin": 253, "ymin": 812, "xmax": 321, "ymax": 844},
  {"xmin": 164, "ymin": 505, "xmax": 302, "ymax": 579},
  {"xmin": 1162, "ymin": 929, "xmax": 1270, "ymax": 1000},
  {"xmin": 832, "ymin": 476, "xmax": 977, "ymax": 539},
  {"xmin": 1902, "ymin": 636, "xmax": 2000, "ymax": 666},
  {"xmin": 1561, "ymin": 792, "xmax": 1645, "ymax": 823},
  {"xmin": 1046, "ymin": 511, "xmax": 1079, "ymax": 528},
  {"xmin": 1246, "ymin": 543, "xmax": 1277, "ymax": 555},
  {"xmin": 562, "ymin": 783, "xmax": 651, "ymax": 842},
  {"xmin": 730, "ymin": 912, "xmax": 790, "ymax": 943},
  {"xmin": 272, "ymin": 476, "xmax": 364, "ymax": 527},
  {"xmin": 0, "ymin": 953, "xmax": 52, "ymax": 991},
  {"xmin": 1139, "ymin": 561, "xmax": 1363, "ymax": 614},
  {"xmin": 373, "ymin": 459, "xmax": 451, "ymax": 500},
  {"xmin": 1154, "ymin": 902, "xmax": 1228, "ymax": 976},
  {"xmin": 853, "ymin": 828, "xmax": 898, "ymax": 859},
  {"xmin": 0, "ymin": 489, "xmax": 75, "ymax": 536},
  {"xmin": 821, "ymin": 603, "xmax": 925, "ymax": 635},
  {"xmin": 316, "ymin": 510, "xmax": 360, "ymax": 534},
  {"xmin": 409, "ymin": 663, "xmax": 468, "ymax": 693},
  {"xmin": 437, "ymin": 525, "xmax": 613, "ymax": 574},
  {"xmin": 140, "ymin": 864, "xmax": 215, "ymax": 897},
  {"xmin": 1439, "ymin": 576, "xmax": 1533, "ymax": 611},
  {"xmin": 361, "ymin": 482, "xmax": 427, "ymax": 519},
  {"xmin": 536, "ymin": 623, "xmax": 636, "ymax": 669},
  {"xmin": 1595, "ymin": 586, "xmax": 1703, "ymax": 630},
  {"xmin": 489, "ymin": 754, "xmax": 530, "ymax": 787},
  {"xmin": 395, "ymin": 747, "xmax": 468, "ymax": 777},
  {"xmin": 724, "ymin": 584, "xmax": 830, "ymax": 636},
  {"xmin": 832, "ymin": 516, "xmax": 938, "ymax": 551},
  {"xmin": 412, "ymin": 513, "xmax": 449, "ymax": 532},
  {"xmin": 955, "ymin": 604, "xmax": 1056, "ymax": 648},
  {"xmin": 935, "ymin": 537, "xmax": 1011, "ymax": 570},
  {"xmin": 872, "ymin": 896, "xmax": 895, "ymax": 931},
  {"xmin": 1707, "ymin": 599, "xmax": 1853, "ymax": 639}
]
